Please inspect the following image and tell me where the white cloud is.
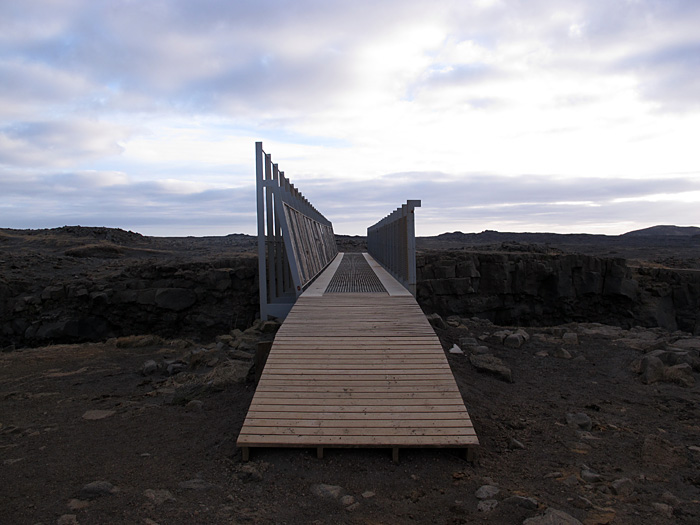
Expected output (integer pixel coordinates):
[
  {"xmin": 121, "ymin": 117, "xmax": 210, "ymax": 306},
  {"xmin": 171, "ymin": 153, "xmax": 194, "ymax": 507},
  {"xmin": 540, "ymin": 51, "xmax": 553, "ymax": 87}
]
[
  {"xmin": 0, "ymin": 60, "xmax": 93, "ymax": 119},
  {"xmin": 0, "ymin": 119, "xmax": 128, "ymax": 167},
  {"xmin": 1, "ymin": 0, "xmax": 699, "ymax": 236}
]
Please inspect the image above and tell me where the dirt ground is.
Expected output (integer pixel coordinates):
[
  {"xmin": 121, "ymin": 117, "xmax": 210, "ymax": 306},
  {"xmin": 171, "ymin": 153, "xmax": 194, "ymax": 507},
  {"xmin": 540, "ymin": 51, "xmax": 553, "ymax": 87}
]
[{"xmin": 2, "ymin": 319, "xmax": 699, "ymax": 525}]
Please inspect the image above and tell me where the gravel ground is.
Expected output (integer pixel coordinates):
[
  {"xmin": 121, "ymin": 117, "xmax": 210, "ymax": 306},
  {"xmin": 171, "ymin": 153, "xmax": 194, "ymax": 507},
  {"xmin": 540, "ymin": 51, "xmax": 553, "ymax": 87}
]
[{"xmin": 2, "ymin": 319, "xmax": 699, "ymax": 524}]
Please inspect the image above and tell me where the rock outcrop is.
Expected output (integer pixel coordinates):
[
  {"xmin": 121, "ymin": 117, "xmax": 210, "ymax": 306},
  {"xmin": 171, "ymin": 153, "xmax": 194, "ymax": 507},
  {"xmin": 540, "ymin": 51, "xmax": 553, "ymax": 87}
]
[
  {"xmin": 417, "ymin": 252, "xmax": 700, "ymax": 334},
  {"xmin": 1, "ymin": 256, "xmax": 259, "ymax": 348},
  {"xmin": 3, "ymin": 247, "xmax": 699, "ymax": 349}
]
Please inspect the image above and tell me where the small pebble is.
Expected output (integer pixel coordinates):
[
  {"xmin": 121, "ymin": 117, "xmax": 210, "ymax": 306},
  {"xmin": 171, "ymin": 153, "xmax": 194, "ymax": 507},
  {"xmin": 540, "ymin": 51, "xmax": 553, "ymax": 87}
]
[{"xmin": 340, "ymin": 495, "xmax": 355, "ymax": 506}]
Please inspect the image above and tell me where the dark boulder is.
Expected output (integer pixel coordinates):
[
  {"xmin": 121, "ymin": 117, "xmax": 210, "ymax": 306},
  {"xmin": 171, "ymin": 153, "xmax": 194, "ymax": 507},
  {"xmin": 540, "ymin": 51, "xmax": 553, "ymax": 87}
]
[{"xmin": 155, "ymin": 288, "xmax": 197, "ymax": 311}]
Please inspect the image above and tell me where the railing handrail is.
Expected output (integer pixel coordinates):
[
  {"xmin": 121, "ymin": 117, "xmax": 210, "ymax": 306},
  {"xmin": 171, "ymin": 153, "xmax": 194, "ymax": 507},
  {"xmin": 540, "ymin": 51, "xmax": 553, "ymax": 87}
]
[
  {"xmin": 256, "ymin": 141, "xmax": 338, "ymax": 320},
  {"xmin": 367, "ymin": 200, "xmax": 421, "ymax": 295}
]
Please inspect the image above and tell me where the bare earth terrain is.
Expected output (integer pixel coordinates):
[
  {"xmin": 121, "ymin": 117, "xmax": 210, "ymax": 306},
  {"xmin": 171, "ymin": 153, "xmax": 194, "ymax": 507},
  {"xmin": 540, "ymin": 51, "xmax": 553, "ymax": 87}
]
[{"xmin": 1, "ymin": 228, "xmax": 700, "ymax": 524}]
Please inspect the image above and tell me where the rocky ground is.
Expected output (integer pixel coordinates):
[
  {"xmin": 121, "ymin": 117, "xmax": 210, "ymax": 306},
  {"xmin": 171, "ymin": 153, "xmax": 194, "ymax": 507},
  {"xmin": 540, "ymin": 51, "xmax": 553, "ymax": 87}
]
[
  {"xmin": 2, "ymin": 226, "xmax": 699, "ymax": 524},
  {"xmin": 2, "ymin": 315, "xmax": 700, "ymax": 524}
]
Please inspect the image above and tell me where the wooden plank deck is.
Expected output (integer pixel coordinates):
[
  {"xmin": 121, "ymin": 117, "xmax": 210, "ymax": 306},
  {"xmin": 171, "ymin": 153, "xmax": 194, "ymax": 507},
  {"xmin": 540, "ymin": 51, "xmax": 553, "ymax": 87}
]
[{"xmin": 237, "ymin": 253, "xmax": 479, "ymax": 460}]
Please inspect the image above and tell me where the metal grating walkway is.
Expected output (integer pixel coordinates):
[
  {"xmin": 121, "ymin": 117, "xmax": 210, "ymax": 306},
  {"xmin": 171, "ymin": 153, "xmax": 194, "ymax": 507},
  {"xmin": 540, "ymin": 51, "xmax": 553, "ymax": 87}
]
[{"xmin": 325, "ymin": 253, "xmax": 387, "ymax": 294}]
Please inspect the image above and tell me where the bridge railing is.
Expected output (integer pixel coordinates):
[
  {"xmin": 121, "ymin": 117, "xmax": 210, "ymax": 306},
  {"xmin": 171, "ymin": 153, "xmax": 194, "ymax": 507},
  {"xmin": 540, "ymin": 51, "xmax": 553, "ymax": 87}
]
[
  {"xmin": 367, "ymin": 200, "xmax": 421, "ymax": 295},
  {"xmin": 256, "ymin": 142, "xmax": 338, "ymax": 320}
]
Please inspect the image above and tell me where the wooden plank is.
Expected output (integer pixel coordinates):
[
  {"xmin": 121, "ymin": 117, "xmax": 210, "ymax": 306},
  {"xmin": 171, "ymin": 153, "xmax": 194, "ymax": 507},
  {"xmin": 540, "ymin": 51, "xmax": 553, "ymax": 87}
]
[
  {"xmin": 255, "ymin": 381, "xmax": 459, "ymax": 395},
  {"xmin": 256, "ymin": 384, "xmax": 460, "ymax": 390},
  {"xmin": 256, "ymin": 380, "xmax": 458, "ymax": 388},
  {"xmin": 236, "ymin": 251, "xmax": 479, "ymax": 455},
  {"xmin": 265, "ymin": 358, "xmax": 447, "ymax": 364},
  {"xmin": 238, "ymin": 434, "xmax": 479, "ymax": 448},
  {"xmin": 241, "ymin": 418, "xmax": 473, "ymax": 428},
  {"xmin": 272, "ymin": 336, "xmax": 439, "ymax": 341},
  {"xmin": 248, "ymin": 403, "xmax": 467, "ymax": 411},
  {"xmin": 251, "ymin": 391, "xmax": 462, "ymax": 400},
  {"xmin": 239, "ymin": 427, "xmax": 476, "ymax": 437},
  {"xmin": 248, "ymin": 403, "xmax": 466, "ymax": 410},
  {"xmin": 261, "ymin": 369, "xmax": 453, "ymax": 375},
  {"xmin": 264, "ymin": 363, "xmax": 449, "ymax": 369},
  {"xmin": 241, "ymin": 411, "xmax": 471, "ymax": 420},
  {"xmin": 256, "ymin": 381, "xmax": 458, "ymax": 388},
  {"xmin": 266, "ymin": 346, "xmax": 441, "ymax": 352}
]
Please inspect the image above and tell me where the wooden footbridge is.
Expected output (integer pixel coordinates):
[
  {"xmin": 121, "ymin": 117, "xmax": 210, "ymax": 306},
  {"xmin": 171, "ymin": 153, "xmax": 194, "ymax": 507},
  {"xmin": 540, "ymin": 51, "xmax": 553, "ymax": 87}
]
[{"xmin": 237, "ymin": 143, "xmax": 478, "ymax": 462}]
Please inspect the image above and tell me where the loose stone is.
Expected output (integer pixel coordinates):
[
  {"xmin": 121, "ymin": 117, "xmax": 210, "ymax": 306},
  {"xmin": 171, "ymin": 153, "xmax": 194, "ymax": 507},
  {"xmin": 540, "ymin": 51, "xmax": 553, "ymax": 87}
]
[
  {"xmin": 477, "ymin": 499, "xmax": 498, "ymax": 512},
  {"xmin": 523, "ymin": 508, "xmax": 583, "ymax": 524},
  {"xmin": 553, "ymin": 347, "xmax": 572, "ymax": 359},
  {"xmin": 652, "ymin": 502, "xmax": 673, "ymax": 518},
  {"xmin": 340, "ymin": 495, "xmax": 355, "ymax": 506},
  {"xmin": 178, "ymin": 478, "xmax": 217, "ymax": 491},
  {"xmin": 475, "ymin": 485, "xmax": 500, "ymax": 499},
  {"xmin": 448, "ymin": 344, "xmax": 463, "ymax": 354},
  {"xmin": 503, "ymin": 495, "xmax": 538, "ymax": 510},
  {"xmin": 81, "ymin": 410, "xmax": 116, "ymax": 420},
  {"xmin": 610, "ymin": 477, "xmax": 634, "ymax": 496},
  {"xmin": 661, "ymin": 490, "xmax": 681, "ymax": 506},
  {"xmin": 504, "ymin": 333, "xmax": 526, "ymax": 348},
  {"xmin": 185, "ymin": 400, "xmax": 204, "ymax": 412},
  {"xmin": 580, "ymin": 468, "xmax": 602, "ymax": 483},
  {"xmin": 237, "ymin": 464, "xmax": 263, "ymax": 483},
  {"xmin": 66, "ymin": 499, "xmax": 89, "ymax": 510},
  {"xmin": 459, "ymin": 337, "xmax": 478, "ymax": 347},
  {"xmin": 509, "ymin": 437, "xmax": 526, "ymax": 450},
  {"xmin": 562, "ymin": 332, "xmax": 579, "ymax": 345},
  {"xmin": 142, "ymin": 360, "xmax": 158, "ymax": 375},
  {"xmin": 565, "ymin": 412, "xmax": 592, "ymax": 431},
  {"xmin": 80, "ymin": 480, "xmax": 118, "ymax": 499},
  {"xmin": 469, "ymin": 354, "xmax": 513, "ymax": 383},
  {"xmin": 143, "ymin": 489, "xmax": 175, "ymax": 505},
  {"xmin": 571, "ymin": 496, "xmax": 593, "ymax": 509},
  {"xmin": 311, "ymin": 484, "xmax": 343, "ymax": 499}
]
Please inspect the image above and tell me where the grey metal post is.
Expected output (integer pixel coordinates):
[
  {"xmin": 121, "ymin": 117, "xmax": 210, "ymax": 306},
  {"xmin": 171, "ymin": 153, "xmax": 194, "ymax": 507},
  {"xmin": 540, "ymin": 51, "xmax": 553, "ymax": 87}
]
[
  {"xmin": 406, "ymin": 199, "xmax": 420, "ymax": 295},
  {"xmin": 255, "ymin": 142, "xmax": 267, "ymax": 321}
]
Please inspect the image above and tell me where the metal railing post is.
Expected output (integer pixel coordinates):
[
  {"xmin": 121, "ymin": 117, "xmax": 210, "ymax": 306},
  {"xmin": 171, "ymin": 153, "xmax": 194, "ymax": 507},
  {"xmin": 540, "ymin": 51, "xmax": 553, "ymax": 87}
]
[{"xmin": 255, "ymin": 142, "xmax": 267, "ymax": 321}]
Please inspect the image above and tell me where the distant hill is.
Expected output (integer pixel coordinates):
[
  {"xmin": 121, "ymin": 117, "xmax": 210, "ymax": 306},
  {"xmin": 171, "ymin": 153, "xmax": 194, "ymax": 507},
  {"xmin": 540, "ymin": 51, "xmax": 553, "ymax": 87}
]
[
  {"xmin": 422, "ymin": 226, "xmax": 700, "ymax": 244},
  {"xmin": 422, "ymin": 230, "xmax": 610, "ymax": 245},
  {"xmin": 412, "ymin": 225, "xmax": 700, "ymax": 269},
  {"xmin": 622, "ymin": 225, "xmax": 700, "ymax": 237}
]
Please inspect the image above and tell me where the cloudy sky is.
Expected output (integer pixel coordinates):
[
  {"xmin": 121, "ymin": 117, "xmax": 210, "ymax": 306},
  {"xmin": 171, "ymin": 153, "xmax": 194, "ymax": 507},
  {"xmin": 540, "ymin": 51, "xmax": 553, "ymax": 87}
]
[{"xmin": 2, "ymin": 0, "xmax": 699, "ymax": 237}]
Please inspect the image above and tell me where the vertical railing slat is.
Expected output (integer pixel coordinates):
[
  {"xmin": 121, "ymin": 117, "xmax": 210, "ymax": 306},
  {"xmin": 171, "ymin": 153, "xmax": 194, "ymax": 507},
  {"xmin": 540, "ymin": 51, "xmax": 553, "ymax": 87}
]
[
  {"xmin": 367, "ymin": 200, "xmax": 421, "ymax": 295},
  {"xmin": 256, "ymin": 141, "xmax": 338, "ymax": 320}
]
